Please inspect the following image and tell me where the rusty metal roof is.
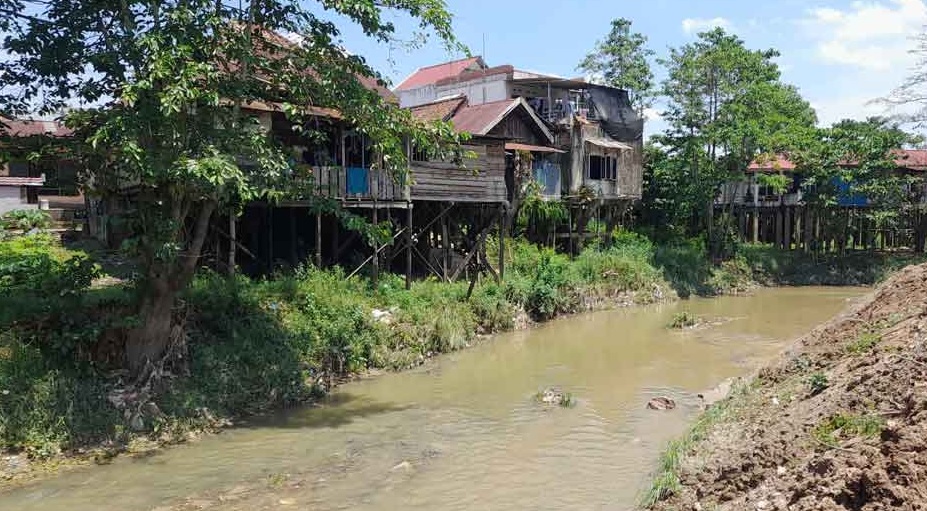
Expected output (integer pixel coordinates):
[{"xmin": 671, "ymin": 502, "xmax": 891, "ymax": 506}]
[
  {"xmin": 408, "ymin": 95, "xmax": 467, "ymax": 123},
  {"xmin": 448, "ymin": 98, "xmax": 553, "ymax": 143}
]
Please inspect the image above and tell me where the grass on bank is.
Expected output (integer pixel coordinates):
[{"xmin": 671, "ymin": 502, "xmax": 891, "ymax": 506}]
[
  {"xmin": 640, "ymin": 383, "xmax": 752, "ymax": 507},
  {"xmin": 0, "ymin": 232, "xmax": 673, "ymax": 459},
  {"xmin": 3, "ymin": 229, "xmax": 924, "ymax": 463}
]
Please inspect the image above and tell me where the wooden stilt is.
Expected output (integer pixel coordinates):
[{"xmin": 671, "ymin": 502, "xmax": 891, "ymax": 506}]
[
  {"xmin": 498, "ymin": 206, "xmax": 506, "ymax": 281},
  {"xmin": 228, "ymin": 213, "xmax": 236, "ymax": 275},
  {"xmin": 752, "ymin": 208, "xmax": 759, "ymax": 243},
  {"xmin": 315, "ymin": 210, "xmax": 322, "ymax": 268},
  {"xmin": 442, "ymin": 212, "xmax": 450, "ymax": 282},
  {"xmin": 289, "ymin": 208, "xmax": 298, "ymax": 265},
  {"xmin": 406, "ymin": 203, "xmax": 413, "ymax": 290},
  {"xmin": 372, "ymin": 206, "xmax": 379, "ymax": 287},
  {"xmin": 267, "ymin": 206, "xmax": 274, "ymax": 273}
]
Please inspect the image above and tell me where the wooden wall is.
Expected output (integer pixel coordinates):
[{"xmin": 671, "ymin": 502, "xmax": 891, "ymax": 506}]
[{"xmin": 410, "ymin": 140, "xmax": 507, "ymax": 203}]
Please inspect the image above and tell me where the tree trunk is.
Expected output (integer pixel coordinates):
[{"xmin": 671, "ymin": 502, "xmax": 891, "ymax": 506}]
[
  {"xmin": 127, "ymin": 276, "xmax": 177, "ymax": 375},
  {"xmin": 127, "ymin": 200, "xmax": 216, "ymax": 376}
]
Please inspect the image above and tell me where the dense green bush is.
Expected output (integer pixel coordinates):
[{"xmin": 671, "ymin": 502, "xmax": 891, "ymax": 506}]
[
  {"xmin": 0, "ymin": 337, "xmax": 120, "ymax": 457},
  {"xmin": 0, "ymin": 209, "xmax": 52, "ymax": 231}
]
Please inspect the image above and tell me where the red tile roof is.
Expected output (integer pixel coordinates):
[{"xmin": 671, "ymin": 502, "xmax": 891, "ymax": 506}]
[
  {"xmin": 748, "ymin": 149, "xmax": 927, "ymax": 172},
  {"xmin": 893, "ymin": 149, "xmax": 927, "ymax": 170},
  {"xmin": 1, "ymin": 118, "xmax": 72, "ymax": 138},
  {"xmin": 396, "ymin": 56, "xmax": 486, "ymax": 91},
  {"xmin": 408, "ymin": 95, "xmax": 468, "ymax": 122},
  {"xmin": 0, "ymin": 176, "xmax": 45, "ymax": 186},
  {"xmin": 748, "ymin": 154, "xmax": 796, "ymax": 172}
]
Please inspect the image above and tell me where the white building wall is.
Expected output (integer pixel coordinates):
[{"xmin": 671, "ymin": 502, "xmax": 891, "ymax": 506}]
[
  {"xmin": 398, "ymin": 84, "xmax": 438, "ymax": 108},
  {"xmin": 0, "ymin": 186, "xmax": 29, "ymax": 214},
  {"xmin": 434, "ymin": 75, "xmax": 509, "ymax": 106}
]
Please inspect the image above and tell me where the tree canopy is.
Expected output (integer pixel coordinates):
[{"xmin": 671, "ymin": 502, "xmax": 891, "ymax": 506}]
[
  {"xmin": 0, "ymin": 0, "xmax": 466, "ymax": 372},
  {"xmin": 578, "ymin": 17, "xmax": 655, "ymax": 114}
]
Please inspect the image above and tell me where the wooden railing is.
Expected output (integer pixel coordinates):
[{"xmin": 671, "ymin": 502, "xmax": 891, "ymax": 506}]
[{"xmin": 292, "ymin": 166, "xmax": 406, "ymax": 202}]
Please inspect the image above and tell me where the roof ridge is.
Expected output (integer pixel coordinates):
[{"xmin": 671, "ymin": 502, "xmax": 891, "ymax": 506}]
[{"xmin": 416, "ymin": 55, "xmax": 482, "ymax": 71}]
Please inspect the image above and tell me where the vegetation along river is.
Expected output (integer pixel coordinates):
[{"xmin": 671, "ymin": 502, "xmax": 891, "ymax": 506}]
[{"xmin": 1, "ymin": 287, "xmax": 865, "ymax": 511}]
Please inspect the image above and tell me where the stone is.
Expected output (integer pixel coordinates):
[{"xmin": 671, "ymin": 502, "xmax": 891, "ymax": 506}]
[{"xmin": 647, "ymin": 396, "xmax": 677, "ymax": 411}]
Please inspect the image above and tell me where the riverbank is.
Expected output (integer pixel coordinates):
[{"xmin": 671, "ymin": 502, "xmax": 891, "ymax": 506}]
[
  {"xmin": 2, "ymin": 232, "xmax": 677, "ymax": 486},
  {"xmin": 642, "ymin": 262, "xmax": 927, "ymax": 510},
  {"xmin": 1, "ymin": 231, "xmax": 923, "ymax": 488}
]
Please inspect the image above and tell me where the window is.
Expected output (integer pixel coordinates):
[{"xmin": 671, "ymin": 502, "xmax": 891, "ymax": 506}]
[
  {"xmin": 411, "ymin": 145, "xmax": 429, "ymax": 162},
  {"xmin": 7, "ymin": 160, "xmax": 29, "ymax": 177},
  {"xmin": 589, "ymin": 155, "xmax": 605, "ymax": 180},
  {"xmin": 588, "ymin": 155, "xmax": 619, "ymax": 180}
]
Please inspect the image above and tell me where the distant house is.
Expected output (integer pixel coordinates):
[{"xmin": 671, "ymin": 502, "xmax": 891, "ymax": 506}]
[
  {"xmin": 1, "ymin": 118, "xmax": 77, "ymax": 197},
  {"xmin": 719, "ymin": 150, "xmax": 927, "ymax": 208},
  {"xmin": 0, "ymin": 176, "xmax": 45, "ymax": 214}
]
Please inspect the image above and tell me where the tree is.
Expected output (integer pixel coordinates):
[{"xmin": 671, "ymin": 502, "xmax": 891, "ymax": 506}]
[
  {"xmin": 654, "ymin": 28, "xmax": 816, "ymax": 254},
  {"xmin": 882, "ymin": 31, "xmax": 927, "ymax": 126},
  {"xmin": 578, "ymin": 18, "xmax": 655, "ymax": 114},
  {"xmin": 0, "ymin": 0, "xmax": 466, "ymax": 374},
  {"xmin": 793, "ymin": 117, "xmax": 920, "ymax": 252}
]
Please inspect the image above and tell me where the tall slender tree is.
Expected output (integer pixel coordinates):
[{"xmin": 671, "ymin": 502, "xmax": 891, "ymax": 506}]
[
  {"xmin": 578, "ymin": 18, "xmax": 655, "ymax": 114},
  {"xmin": 0, "ymin": 0, "xmax": 466, "ymax": 373},
  {"xmin": 655, "ymin": 28, "xmax": 816, "ymax": 252}
]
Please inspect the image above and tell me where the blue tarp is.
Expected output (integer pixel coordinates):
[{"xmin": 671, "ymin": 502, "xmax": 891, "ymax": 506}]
[
  {"xmin": 533, "ymin": 160, "xmax": 561, "ymax": 197},
  {"xmin": 833, "ymin": 177, "xmax": 868, "ymax": 207},
  {"xmin": 346, "ymin": 167, "xmax": 369, "ymax": 196}
]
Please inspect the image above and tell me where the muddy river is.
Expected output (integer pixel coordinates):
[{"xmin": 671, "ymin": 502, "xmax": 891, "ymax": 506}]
[{"xmin": 0, "ymin": 287, "xmax": 865, "ymax": 511}]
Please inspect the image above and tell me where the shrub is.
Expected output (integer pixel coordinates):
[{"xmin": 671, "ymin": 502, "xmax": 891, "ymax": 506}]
[
  {"xmin": 669, "ymin": 311, "xmax": 698, "ymax": 329},
  {"xmin": 0, "ymin": 209, "xmax": 52, "ymax": 231},
  {"xmin": 807, "ymin": 372, "xmax": 829, "ymax": 395}
]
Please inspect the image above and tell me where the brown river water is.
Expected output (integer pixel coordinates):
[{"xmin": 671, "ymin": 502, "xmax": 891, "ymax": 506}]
[{"xmin": 0, "ymin": 287, "xmax": 864, "ymax": 511}]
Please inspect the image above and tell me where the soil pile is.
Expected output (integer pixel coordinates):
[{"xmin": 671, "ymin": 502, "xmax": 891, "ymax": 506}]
[{"xmin": 650, "ymin": 263, "xmax": 927, "ymax": 511}]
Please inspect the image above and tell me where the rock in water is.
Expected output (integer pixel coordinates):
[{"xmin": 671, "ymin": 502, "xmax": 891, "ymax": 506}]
[{"xmin": 647, "ymin": 396, "xmax": 677, "ymax": 410}]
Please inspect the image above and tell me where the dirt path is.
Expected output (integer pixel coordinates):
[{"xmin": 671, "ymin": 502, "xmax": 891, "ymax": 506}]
[{"xmin": 647, "ymin": 264, "xmax": 927, "ymax": 510}]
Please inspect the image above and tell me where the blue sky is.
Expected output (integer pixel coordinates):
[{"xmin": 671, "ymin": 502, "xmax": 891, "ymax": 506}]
[{"xmin": 326, "ymin": 0, "xmax": 927, "ymax": 134}]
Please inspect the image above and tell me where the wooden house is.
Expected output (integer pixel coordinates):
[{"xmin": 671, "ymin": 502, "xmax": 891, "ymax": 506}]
[{"xmin": 396, "ymin": 57, "xmax": 645, "ymax": 239}]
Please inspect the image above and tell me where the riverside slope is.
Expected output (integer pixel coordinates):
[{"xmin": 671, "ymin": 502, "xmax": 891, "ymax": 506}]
[{"xmin": 648, "ymin": 263, "xmax": 927, "ymax": 510}]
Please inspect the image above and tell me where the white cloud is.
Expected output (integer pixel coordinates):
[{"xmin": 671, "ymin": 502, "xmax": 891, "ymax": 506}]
[
  {"xmin": 802, "ymin": 0, "xmax": 927, "ymax": 70},
  {"xmin": 796, "ymin": 0, "xmax": 927, "ymax": 129},
  {"xmin": 681, "ymin": 17, "xmax": 731, "ymax": 35}
]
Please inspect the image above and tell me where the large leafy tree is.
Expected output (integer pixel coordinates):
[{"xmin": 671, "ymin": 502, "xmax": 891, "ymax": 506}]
[
  {"xmin": 653, "ymin": 28, "xmax": 816, "ymax": 252},
  {"xmin": 578, "ymin": 17, "xmax": 655, "ymax": 114},
  {"xmin": 793, "ymin": 118, "xmax": 921, "ymax": 251},
  {"xmin": 0, "ymin": 0, "xmax": 465, "ymax": 373}
]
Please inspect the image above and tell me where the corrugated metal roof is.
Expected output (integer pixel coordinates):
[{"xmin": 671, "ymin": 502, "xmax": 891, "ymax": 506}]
[
  {"xmin": 505, "ymin": 142, "xmax": 565, "ymax": 154},
  {"xmin": 447, "ymin": 98, "xmax": 553, "ymax": 144},
  {"xmin": 585, "ymin": 137, "xmax": 632, "ymax": 150},
  {"xmin": 0, "ymin": 176, "xmax": 45, "ymax": 186},
  {"xmin": 395, "ymin": 56, "xmax": 485, "ymax": 91},
  {"xmin": 447, "ymin": 99, "xmax": 516, "ymax": 135}
]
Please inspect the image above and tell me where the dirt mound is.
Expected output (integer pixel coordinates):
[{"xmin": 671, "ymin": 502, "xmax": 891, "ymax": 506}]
[{"xmin": 649, "ymin": 263, "xmax": 927, "ymax": 511}]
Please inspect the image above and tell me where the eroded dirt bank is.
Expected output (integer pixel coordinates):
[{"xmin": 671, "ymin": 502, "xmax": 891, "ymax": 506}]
[{"xmin": 648, "ymin": 264, "xmax": 927, "ymax": 511}]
